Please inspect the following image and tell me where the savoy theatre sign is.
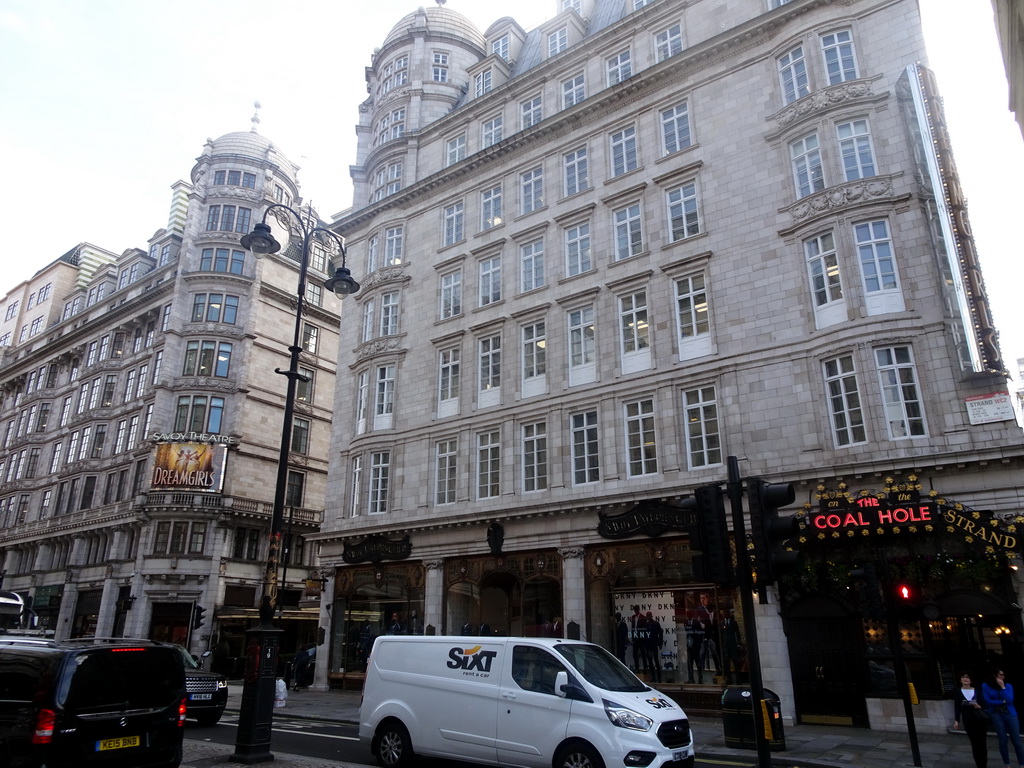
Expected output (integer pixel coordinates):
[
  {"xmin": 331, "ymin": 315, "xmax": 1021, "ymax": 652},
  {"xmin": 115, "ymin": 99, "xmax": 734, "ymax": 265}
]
[{"xmin": 808, "ymin": 476, "xmax": 1021, "ymax": 555}]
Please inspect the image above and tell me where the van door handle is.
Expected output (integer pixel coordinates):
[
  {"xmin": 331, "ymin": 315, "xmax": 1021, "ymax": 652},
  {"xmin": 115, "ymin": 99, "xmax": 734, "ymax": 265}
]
[{"xmin": 502, "ymin": 691, "xmax": 518, "ymax": 700}]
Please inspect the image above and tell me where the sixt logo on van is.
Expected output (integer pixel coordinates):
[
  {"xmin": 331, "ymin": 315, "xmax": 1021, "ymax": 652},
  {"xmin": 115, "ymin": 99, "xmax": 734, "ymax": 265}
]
[{"xmin": 446, "ymin": 645, "xmax": 498, "ymax": 676}]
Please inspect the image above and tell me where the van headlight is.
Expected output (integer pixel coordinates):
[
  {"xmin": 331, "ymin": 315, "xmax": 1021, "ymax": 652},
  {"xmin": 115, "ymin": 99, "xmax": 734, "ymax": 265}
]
[{"xmin": 603, "ymin": 699, "xmax": 653, "ymax": 731}]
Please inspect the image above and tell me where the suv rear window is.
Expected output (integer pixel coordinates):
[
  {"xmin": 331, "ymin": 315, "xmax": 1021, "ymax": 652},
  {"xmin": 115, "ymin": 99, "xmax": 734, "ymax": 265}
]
[{"xmin": 59, "ymin": 648, "xmax": 182, "ymax": 712}]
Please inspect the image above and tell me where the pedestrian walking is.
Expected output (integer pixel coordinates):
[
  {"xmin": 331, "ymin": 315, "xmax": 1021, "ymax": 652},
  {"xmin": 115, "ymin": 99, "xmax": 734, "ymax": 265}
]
[{"xmin": 983, "ymin": 667, "xmax": 1024, "ymax": 768}]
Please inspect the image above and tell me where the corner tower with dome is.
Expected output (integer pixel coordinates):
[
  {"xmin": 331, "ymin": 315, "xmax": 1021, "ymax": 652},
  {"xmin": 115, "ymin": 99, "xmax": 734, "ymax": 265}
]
[{"xmin": 0, "ymin": 122, "xmax": 340, "ymax": 672}]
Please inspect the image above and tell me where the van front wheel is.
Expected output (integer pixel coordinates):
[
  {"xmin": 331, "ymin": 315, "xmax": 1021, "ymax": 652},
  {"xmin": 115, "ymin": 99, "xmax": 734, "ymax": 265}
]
[
  {"xmin": 374, "ymin": 720, "xmax": 413, "ymax": 767},
  {"xmin": 555, "ymin": 741, "xmax": 605, "ymax": 768}
]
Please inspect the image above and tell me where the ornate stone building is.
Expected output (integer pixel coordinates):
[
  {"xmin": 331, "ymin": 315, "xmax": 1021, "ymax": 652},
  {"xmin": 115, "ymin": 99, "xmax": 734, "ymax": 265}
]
[
  {"xmin": 0, "ymin": 127, "xmax": 339, "ymax": 674},
  {"xmin": 316, "ymin": 0, "xmax": 1024, "ymax": 731}
]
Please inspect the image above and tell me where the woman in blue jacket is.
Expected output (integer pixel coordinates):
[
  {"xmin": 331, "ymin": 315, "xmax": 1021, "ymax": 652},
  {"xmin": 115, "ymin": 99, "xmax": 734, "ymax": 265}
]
[{"xmin": 983, "ymin": 668, "xmax": 1024, "ymax": 768}]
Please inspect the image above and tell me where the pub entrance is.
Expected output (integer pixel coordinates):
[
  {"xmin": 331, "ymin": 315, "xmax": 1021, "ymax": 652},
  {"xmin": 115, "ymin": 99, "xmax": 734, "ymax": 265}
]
[{"xmin": 783, "ymin": 596, "xmax": 869, "ymax": 726}]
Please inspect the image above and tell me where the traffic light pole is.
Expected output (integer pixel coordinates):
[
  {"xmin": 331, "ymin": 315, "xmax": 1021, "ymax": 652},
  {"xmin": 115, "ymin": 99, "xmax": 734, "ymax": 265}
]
[
  {"xmin": 726, "ymin": 456, "xmax": 772, "ymax": 768},
  {"xmin": 879, "ymin": 552, "xmax": 922, "ymax": 766}
]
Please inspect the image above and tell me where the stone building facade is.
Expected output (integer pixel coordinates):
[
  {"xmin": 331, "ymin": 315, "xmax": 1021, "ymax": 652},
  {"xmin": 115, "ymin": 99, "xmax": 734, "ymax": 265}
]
[
  {"xmin": 317, "ymin": 0, "xmax": 1024, "ymax": 732},
  {"xmin": 0, "ymin": 128, "xmax": 338, "ymax": 674}
]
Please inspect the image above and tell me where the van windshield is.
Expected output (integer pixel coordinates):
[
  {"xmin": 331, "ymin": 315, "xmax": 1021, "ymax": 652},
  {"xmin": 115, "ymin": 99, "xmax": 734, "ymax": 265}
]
[
  {"xmin": 554, "ymin": 643, "xmax": 649, "ymax": 693},
  {"xmin": 59, "ymin": 648, "xmax": 182, "ymax": 712}
]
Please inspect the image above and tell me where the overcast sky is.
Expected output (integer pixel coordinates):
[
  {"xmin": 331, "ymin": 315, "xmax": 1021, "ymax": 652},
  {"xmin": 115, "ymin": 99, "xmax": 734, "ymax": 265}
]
[{"xmin": 1, "ymin": 0, "xmax": 1021, "ymax": 377}]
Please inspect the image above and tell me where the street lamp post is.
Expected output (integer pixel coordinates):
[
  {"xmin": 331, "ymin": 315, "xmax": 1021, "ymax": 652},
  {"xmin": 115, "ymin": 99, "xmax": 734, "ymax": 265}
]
[{"xmin": 231, "ymin": 205, "xmax": 359, "ymax": 764}]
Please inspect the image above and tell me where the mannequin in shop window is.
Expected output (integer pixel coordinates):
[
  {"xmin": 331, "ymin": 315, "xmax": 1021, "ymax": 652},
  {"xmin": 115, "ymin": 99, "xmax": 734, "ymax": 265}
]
[
  {"xmin": 685, "ymin": 612, "xmax": 705, "ymax": 684},
  {"xmin": 721, "ymin": 611, "xmax": 743, "ymax": 684}
]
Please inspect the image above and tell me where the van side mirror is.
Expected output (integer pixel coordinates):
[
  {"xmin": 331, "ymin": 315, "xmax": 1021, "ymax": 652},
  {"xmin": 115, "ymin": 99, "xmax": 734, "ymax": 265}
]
[
  {"xmin": 554, "ymin": 670, "xmax": 593, "ymax": 702},
  {"xmin": 555, "ymin": 671, "xmax": 569, "ymax": 698}
]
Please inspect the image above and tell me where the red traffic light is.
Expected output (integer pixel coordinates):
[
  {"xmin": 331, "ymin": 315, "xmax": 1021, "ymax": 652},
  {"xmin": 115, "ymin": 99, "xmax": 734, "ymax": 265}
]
[{"xmin": 897, "ymin": 583, "xmax": 913, "ymax": 600}]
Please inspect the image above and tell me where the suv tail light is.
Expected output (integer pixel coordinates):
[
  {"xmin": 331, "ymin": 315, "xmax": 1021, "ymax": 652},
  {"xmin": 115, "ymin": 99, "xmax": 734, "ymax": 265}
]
[
  {"xmin": 32, "ymin": 708, "xmax": 56, "ymax": 744},
  {"xmin": 178, "ymin": 697, "xmax": 188, "ymax": 727}
]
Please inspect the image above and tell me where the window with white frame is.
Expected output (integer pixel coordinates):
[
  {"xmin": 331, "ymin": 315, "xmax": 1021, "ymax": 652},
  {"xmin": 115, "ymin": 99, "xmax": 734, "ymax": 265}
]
[
  {"xmin": 482, "ymin": 114, "xmax": 503, "ymax": 148},
  {"xmin": 779, "ymin": 45, "xmax": 809, "ymax": 104},
  {"xmin": 355, "ymin": 371, "xmax": 369, "ymax": 435},
  {"xmin": 480, "ymin": 255, "xmax": 502, "ymax": 306},
  {"xmin": 350, "ymin": 455, "xmax": 363, "ymax": 516},
  {"xmin": 435, "ymin": 439, "xmax": 458, "ymax": 505},
  {"xmin": 522, "ymin": 420, "xmax": 548, "ymax": 492},
  {"xmin": 301, "ymin": 323, "xmax": 319, "ymax": 354},
  {"xmin": 520, "ymin": 240, "xmax": 545, "ymax": 292},
  {"xmin": 837, "ymin": 119, "xmax": 876, "ymax": 180},
  {"xmin": 477, "ymin": 430, "xmax": 501, "ymax": 499},
  {"xmin": 366, "ymin": 234, "xmax": 380, "ymax": 273},
  {"xmin": 478, "ymin": 334, "xmax": 501, "ymax": 406},
  {"xmin": 563, "ymin": 0, "xmax": 582, "ymax": 11},
  {"xmin": 619, "ymin": 290, "xmax": 651, "ymax": 373},
  {"xmin": 446, "ymin": 134, "xmax": 467, "ymax": 167},
  {"xmin": 565, "ymin": 222, "xmax": 592, "ymax": 276},
  {"xmin": 607, "ymin": 49, "xmax": 632, "ymax": 85},
  {"xmin": 361, "ymin": 299, "xmax": 375, "ymax": 343},
  {"xmin": 521, "ymin": 95, "xmax": 543, "ymax": 129},
  {"xmin": 675, "ymin": 273, "xmax": 712, "ymax": 359},
  {"xmin": 562, "ymin": 73, "xmax": 585, "ymax": 108},
  {"xmin": 492, "ymin": 35, "xmax": 510, "ymax": 60},
  {"xmin": 790, "ymin": 133, "xmax": 824, "ymax": 198},
  {"xmin": 805, "ymin": 232, "xmax": 846, "ymax": 327},
  {"xmin": 667, "ymin": 181, "xmax": 701, "ymax": 241},
  {"xmin": 610, "ymin": 127, "xmax": 638, "ymax": 177},
  {"xmin": 432, "ymin": 51, "xmax": 449, "ymax": 82},
  {"xmin": 875, "ymin": 345, "xmax": 926, "ymax": 438},
  {"xmin": 521, "ymin": 166, "xmax": 544, "ymax": 213},
  {"xmin": 823, "ymin": 355, "xmax": 866, "ymax": 446},
  {"xmin": 440, "ymin": 269, "xmax": 462, "ymax": 319},
  {"xmin": 683, "ymin": 386, "xmax": 721, "ymax": 468},
  {"xmin": 548, "ymin": 27, "xmax": 568, "ymax": 56},
  {"xmin": 379, "ymin": 292, "xmax": 400, "ymax": 336},
  {"xmin": 568, "ymin": 305, "xmax": 596, "ymax": 386},
  {"xmin": 661, "ymin": 101, "xmax": 692, "ymax": 155},
  {"xmin": 564, "ymin": 146, "xmax": 589, "ymax": 196},
  {"xmin": 306, "ymin": 283, "xmax": 324, "ymax": 307},
  {"xmin": 634, "ymin": 0, "xmax": 653, "ymax": 7},
  {"xmin": 443, "ymin": 201, "xmax": 465, "ymax": 246},
  {"xmin": 625, "ymin": 398, "xmax": 658, "ymax": 476},
  {"xmin": 296, "ymin": 366, "xmax": 315, "ymax": 405},
  {"xmin": 482, "ymin": 185, "xmax": 503, "ymax": 230},
  {"xmin": 438, "ymin": 347, "xmax": 460, "ymax": 414},
  {"xmin": 475, "ymin": 69, "xmax": 493, "ymax": 97},
  {"xmin": 655, "ymin": 23, "xmax": 683, "ymax": 61},
  {"xmin": 384, "ymin": 225, "xmax": 404, "ymax": 265},
  {"xmin": 369, "ymin": 451, "xmax": 390, "ymax": 514},
  {"xmin": 854, "ymin": 219, "xmax": 903, "ymax": 314},
  {"xmin": 614, "ymin": 203, "xmax": 644, "ymax": 260},
  {"xmin": 374, "ymin": 364, "xmax": 396, "ymax": 430},
  {"xmin": 571, "ymin": 410, "xmax": 600, "ymax": 484},
  {"xmin": 521, "ymin": 321, "xmax": 546, "ymax": 398},
  {"xmin": 821, "ymin": 29, "xmax": 858, "ymax": 84}
]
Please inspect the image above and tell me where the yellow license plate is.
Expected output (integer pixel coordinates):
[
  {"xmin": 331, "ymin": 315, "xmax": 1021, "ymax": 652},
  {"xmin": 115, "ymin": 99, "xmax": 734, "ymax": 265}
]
[{"xmin": 96, "ymin": 735, "xmax": 140, "ymax": 751}]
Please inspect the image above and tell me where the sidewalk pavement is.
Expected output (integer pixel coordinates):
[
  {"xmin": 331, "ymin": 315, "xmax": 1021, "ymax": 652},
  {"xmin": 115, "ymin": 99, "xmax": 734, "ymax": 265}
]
[{"xmin": 181, "ymin": 683, "xmax": 978, "ymax": 768}]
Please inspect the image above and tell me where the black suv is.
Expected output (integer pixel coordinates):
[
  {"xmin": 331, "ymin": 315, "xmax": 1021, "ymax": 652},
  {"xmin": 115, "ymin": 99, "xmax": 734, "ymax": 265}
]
[
  {"xmin": 0, "ymin": 636, "xmax": 185, "ymax": 768},
  {"xmin": 167, "ymin": 644, "xmax": 228, "ymax": 726}
]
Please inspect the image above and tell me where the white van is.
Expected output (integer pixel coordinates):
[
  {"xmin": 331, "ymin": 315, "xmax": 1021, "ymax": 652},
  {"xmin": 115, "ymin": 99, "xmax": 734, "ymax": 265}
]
[{"xmin": 359, "ymin": 635, "xmax": 695, "ymax": 768}]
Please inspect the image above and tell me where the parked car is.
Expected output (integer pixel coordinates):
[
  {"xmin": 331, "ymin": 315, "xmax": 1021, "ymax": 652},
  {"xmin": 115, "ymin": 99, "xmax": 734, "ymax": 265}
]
[
  {"xmin": 0, "ymin": 636, "xmax": 185, "ymax": 768},
  {"xmin": 167, "ymin": 644, "xmax": 228, "ymax": 726}
]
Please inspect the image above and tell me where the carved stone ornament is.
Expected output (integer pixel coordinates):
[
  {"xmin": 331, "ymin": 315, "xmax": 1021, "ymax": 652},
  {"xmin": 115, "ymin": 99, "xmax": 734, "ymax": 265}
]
[
  {"xmin": 558, "ymin": 546, "xmax": 584, "ymax": 560},
  {"xmin": 774, "ymin": 80, "xmax": 878, "ymax": 130}
]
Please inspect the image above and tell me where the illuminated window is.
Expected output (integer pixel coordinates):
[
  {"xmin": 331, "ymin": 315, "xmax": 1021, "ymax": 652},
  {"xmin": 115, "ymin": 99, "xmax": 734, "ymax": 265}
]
[{"xmin": 823, "ymin": 355, "xmax": 866, "ymax": 446}]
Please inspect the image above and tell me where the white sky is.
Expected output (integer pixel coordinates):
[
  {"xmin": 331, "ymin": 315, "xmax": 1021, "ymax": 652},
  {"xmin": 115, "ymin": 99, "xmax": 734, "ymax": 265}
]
[{"xmin": 0, "ymin": 0, "xmax": 1021, "ymax": 378}]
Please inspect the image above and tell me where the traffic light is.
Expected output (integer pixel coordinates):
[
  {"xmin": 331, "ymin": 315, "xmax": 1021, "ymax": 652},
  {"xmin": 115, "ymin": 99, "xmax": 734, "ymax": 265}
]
[
  {"xmin": 192, "ymin": 603, "xmax": 207, "ymax": 630},
  {"xmin": 682, "ymin": 483, "xmax": 735, "ymax": 585},
  {"xmin": 896, "ymin": 583, "xmax": 913, "ymax": 601},
  {"xmin": 747, "ymin": 477, "xmax": 800, "ymax": 586}
]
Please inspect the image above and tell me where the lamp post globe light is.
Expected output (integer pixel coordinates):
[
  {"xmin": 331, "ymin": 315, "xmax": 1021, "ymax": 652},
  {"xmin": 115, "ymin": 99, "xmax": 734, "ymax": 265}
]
[{"xmin": 232, "ymin": 204, "xmax": 358, "ymax": 764}]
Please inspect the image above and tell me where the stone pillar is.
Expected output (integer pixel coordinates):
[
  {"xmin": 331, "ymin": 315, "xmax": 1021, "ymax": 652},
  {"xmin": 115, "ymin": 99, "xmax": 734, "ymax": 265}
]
[
  {"xmin": 559, "ymin": 547, "xmax": 586, "ymax": 638},
  {"xmin": 424, "ymin": 560, "xmax": 445, "ymax": 634},
  {"xmin": 311, "ymin": 574, "xmax": 333, "ymax": 692}
]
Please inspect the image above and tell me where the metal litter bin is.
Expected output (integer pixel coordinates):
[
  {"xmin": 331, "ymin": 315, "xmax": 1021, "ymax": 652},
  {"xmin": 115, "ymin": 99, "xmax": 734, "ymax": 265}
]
[{"xmin": 721, "ymin": 686, "xmax": 785, "ymax": 751}]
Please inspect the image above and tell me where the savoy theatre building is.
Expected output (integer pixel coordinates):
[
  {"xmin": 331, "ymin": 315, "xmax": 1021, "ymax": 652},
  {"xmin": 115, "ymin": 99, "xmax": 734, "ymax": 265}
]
[{"xmin": 314, "ymin": 0, "xmax": 1024, "ymax": 734}]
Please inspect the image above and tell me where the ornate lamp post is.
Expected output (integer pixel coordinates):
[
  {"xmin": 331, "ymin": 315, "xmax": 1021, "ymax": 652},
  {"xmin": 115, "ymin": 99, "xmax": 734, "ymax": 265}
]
[{"xmin": 232, "ymin": 204, "xmax": 358, "ymax": 763}]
